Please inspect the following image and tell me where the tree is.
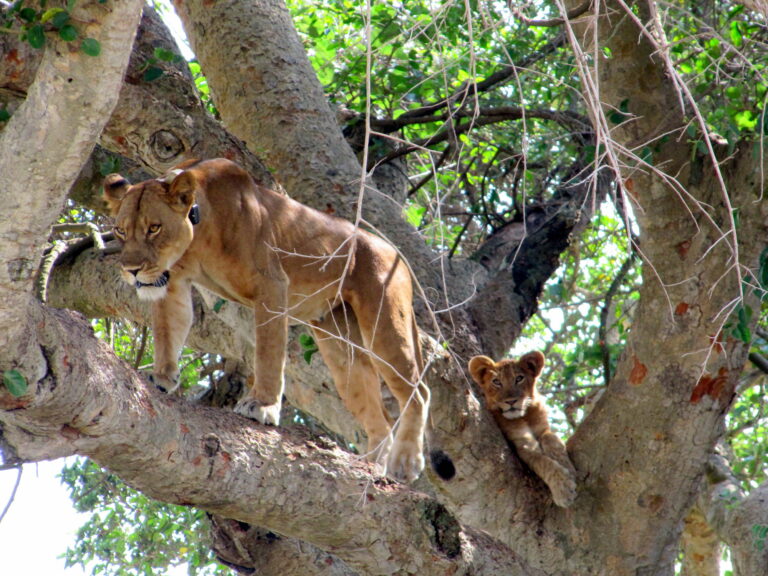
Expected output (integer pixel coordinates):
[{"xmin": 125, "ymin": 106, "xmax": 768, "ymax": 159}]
[{"xmin": 1, "ymin": 0, "xmax": 767, "ymax": 574}]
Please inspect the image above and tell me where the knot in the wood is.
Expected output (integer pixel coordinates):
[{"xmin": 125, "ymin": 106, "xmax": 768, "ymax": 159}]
[
  {"xmin": 150, "ymin": 129, "xmax": 184, "ymax": 161},
  {"xmin": 418, "ymin": 499, "xmax": 462, "ymax": 558},
  {"xmin": 203, "ymin": 433, "xmax": 221, "ymax": 458}
]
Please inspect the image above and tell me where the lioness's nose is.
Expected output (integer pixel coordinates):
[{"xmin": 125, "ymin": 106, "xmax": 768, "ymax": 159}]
[{"xmin": 124, "ymin": 266, "xmax": 141, "ymax": 277}]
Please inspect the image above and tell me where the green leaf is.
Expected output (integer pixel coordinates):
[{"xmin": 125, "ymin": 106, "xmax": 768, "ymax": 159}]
[
  {"xmin": 52, "ymin": 10, "xmax": 71, "ymax": 29},
  {"xmin": 153, "ymin": 48, "xmax": 179, "ymax": 62},
  {"xmin": 41, "ymin": 7, "xmax": 66, "ymax": 24},
  {"xmin": 0, "ymin": 108, "xmax": 10, "ymax": 123},
  {"xmin": 80, "ymin": 37, "xmax": 101, "ymax": 57},
  {"xmin": 143, "ymin": 67, "xmax": 164, "ymax": 82},
  {"xmin": 3, "ymin": 369, "xmax": 28, "ymax": 397},
  {"xmin": 27, "ymin": 24, "xmax": 46, "ymax": 49},
  {"xmin": 19, "ymin": 7, "xmax": 37, "ymax": 22},
  {"xmin": 725, "ymin": 86, "xmax": 741, "ymax": 100},
  {"xmin": 299, "ymin": 333, "xmax": 319, "ymax": 365},
  {"xmin": 299, "ymin": 333, "xmax": 314, "ymax": 348},
  {"xmin": 58, "ymin": 24, "xmax": 78, "ymax": 42},
  {"xmin": 98, "ymin": 156, "xmax": 121, "ymax": 177},
  {"xmin": 729, "ymin": 21, "xmax": 743, "ymax": 48},
  {"xmin": 733, "ymin": 110, "xmax": 757, "ymax": 131},
  {"xmin": 213, "ymin": 298, "xmax": 226, "ymax": 313}
]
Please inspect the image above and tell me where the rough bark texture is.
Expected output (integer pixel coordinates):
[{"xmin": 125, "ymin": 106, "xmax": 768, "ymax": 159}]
[
  {"xmin": 0, "ymin": 0, "xmax": 144, "ymax": 404},
  {"xmin": 1, "ymin": 1, "xmax": 767, "ymax": 575},
  {"xmin": 561, "ymin": 1, "xmax": 768, "ymax": 573}
]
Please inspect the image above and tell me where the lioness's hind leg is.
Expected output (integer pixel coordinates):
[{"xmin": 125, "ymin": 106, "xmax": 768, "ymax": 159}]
[
  {"xmin": 311, "ymin": 308, "xmax": 393, "ymax": 465},
  {"xmin": 352, "ymin": 290, "xmax": 427, "ymax": 483}
]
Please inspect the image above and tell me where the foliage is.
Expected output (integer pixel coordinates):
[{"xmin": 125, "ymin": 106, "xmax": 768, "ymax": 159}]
[
  {"xmin": 60, "ymin": 459, "xmax": 229, "ymax": 576},
  {"xmin": 0, "ymin": 0, "xmax": 102, "ymax": 55}
]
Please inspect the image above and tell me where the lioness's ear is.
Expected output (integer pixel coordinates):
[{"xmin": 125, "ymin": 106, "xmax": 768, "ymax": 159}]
[
  {"xmin": 468, "ymin": 355, "xmax": 496, "ymax": 387},
  {"xmin": 164, "ymin": 170, "xmax": 197, "ymax": 214},
  {"xmin": 103, "ymin": 174, "xmax": 130, "ymax": 217},
  {"xmin": 519, "ymin": 351, "xmax": 545, "ymax": 378}
]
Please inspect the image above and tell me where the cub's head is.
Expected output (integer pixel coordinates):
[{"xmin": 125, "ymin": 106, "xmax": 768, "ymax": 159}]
[
  {"xmin": 103, "ymin": 168, "xmax": 198, "ymax": 301},
  {"xmin": 468, "ymin": 351, "xmax": 545, "ymax": 420}
]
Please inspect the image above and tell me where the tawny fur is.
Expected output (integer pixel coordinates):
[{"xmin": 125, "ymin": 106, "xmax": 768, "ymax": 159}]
[
  {"xmin": 103, "ymin": 158, "xmax": 429, "ymax": 482},
  {"xmin": 468, "ymin": 351, "xmax": 577, "ymax": 507}
]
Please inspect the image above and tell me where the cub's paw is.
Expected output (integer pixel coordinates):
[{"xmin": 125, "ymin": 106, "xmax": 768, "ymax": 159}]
[
  {"xmin": 549, "ymin": 469, "xmax": 577, "ymax": 508},
  {"xmin": 234, "ymin": 398, "xmax": 282, "ymax": 425},
  {"xmin": 386, "ymin": 440, "xmax": 425, "ymax": 483}
]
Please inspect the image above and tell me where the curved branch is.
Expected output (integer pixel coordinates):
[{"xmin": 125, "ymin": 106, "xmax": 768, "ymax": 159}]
[
  {"xmin": 0, "ymin": 305, "xmax": 530, "ymax": 576},
  {"xmin": 466, "ymin": 164, "xmax": 608, "ymax": 358},
  {"xmin": 371, "ymin": 106, "xmax": 590, "ymax": 136},
  {"xmin": 698, "ymin": 450, "xmax": 768, "ymax": 575},
  {"xmin": 509, "ymin": 1, "xmax": 593, "ymax": 28}
]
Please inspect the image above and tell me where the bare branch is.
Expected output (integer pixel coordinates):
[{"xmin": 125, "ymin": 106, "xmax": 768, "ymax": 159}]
[{"xmin": 509, "ymin": 1, "xmax": 593, "ymax": 28}]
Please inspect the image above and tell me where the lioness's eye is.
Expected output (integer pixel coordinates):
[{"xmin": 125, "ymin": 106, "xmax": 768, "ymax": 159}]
[
  {"xmin": 113, "ymin": 226, "xmax": 125, "ymax": 239},
  {"xmin": 147, "ymin": 224, "xmax": 162, "ymax": 235}
]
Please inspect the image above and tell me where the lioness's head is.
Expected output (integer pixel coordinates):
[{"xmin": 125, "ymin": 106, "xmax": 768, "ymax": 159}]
[
  {"xmin": 103, "ymin": 168, "xmax": 198, "ymax": 301},
  {"xmin": 468, "ymin": 351, "xmax": 545, "ymax": 420}
]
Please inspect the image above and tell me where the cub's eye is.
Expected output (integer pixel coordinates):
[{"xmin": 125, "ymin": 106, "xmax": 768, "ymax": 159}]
[
  {"xmin": 515, "ymin": 375, "xmax": 525, "ymax": 384},
  {"xmin": 147, "ymin": 224, "xmax": 162, "ymax": 235},
  {"xmin": 113, "ymin": 226, "xmax": 126, "ymax": 239},
  {"xmin": 491, "ymin": 377, "xmax": 502, "ymax": 388}
]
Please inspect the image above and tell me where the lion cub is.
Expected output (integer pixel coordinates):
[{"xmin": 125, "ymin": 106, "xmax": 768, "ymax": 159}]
[{"xmin": 468, "ymin": 351, "xmax": 576, "ymax": 507}]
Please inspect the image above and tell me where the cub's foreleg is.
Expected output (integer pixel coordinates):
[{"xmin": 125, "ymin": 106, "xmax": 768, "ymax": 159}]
[
  {"xmin": 512, "ymin": 430, "xmax": 576, "ymax": 508},
  {"xmin": 540, "ymin": 430, "xmax": 577, "ymax": 478},
  {"xmin": 151, "ymin": 280, "xmax": 193, "ymax": 394}
]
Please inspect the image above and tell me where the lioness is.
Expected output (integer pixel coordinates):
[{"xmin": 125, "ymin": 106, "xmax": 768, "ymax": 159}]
[
  {"xmin": 103, "ymin": 158, "xmax": 429, "ymax": 482},
  {"xmin": 468, "ymin": 351, "xmax": 577, "ymax": 507}
]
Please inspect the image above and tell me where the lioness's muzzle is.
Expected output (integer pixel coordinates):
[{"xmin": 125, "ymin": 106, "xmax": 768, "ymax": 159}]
[{"xmin": 135, "ymin": 271, "xmax": 170, "ymax": 289}]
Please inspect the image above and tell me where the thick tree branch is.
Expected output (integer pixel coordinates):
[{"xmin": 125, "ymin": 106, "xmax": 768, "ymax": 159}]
[
  {"xmin": 561, "ymin": 2, "xmax": 768, "ymax": 572},
  {"xmin": 0, "ymin": 306, "xmax": 530, "ymax": 576},
  {"xmin": 0, "ymin": 0, "xmax": 144, "ymax": 403},
  {"xmin": 466, "ymin": 163, "xmax": 606, "ymax": 358}
]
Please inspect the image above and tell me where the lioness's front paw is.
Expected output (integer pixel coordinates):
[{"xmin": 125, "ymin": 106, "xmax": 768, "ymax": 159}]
[
  {"xmin": 549, "ymin": 470, "xmax": 577, "ymax": 508},
  {"xmin": 386, "ymin": 440, "xmax": 425, "ymax": 483},
  {"xmin": 234, "ymin": 398, "xmax": 282, "ymax": 425}
]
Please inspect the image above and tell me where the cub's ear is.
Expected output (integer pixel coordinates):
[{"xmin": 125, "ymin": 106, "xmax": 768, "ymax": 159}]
[
  {"xmin": 468, "ymin": 355, "xmax": 496, "ymax": 387},
  {"xmin": 519, "ymin": 351, "xmax": 545, "ymax": 378},
  {"xmin": 103, "ymin": 174, "xmax": 130, "ymax": 217},
  {"xmin": 163, "ymin": 169, "xmax": 197, "ymax": 214}
]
